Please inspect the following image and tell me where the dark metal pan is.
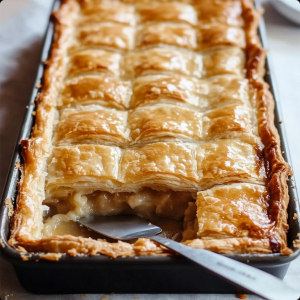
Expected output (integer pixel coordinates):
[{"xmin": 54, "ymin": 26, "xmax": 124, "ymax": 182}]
[{"xmin": 0, "ymin": 0, "xmax": 299, "ymax": 294}]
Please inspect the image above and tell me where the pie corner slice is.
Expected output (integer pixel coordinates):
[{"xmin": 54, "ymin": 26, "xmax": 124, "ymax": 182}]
[
  {"xmin": 70, "ymin": 23, "xmax": 135, "ymax": 52},
  {"xmin": 182, "ymin": 183, "xmax": 283, "ymax": 254},
  {"xmin": 197, "ymin": 24, "xmax": 246, "ymax": 51},
  {"xmin": 196, "ymin": 183, "xmax": 271, "ymax": 239},
  {"xmin": 136, "ymin": 23, "xmax": 197, "ymax": 50}
]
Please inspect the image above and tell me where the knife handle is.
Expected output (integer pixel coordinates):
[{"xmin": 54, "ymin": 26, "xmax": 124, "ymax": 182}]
[{"xmin": 151, "ymin": 236, "xmax": 300, "ymax": 300}]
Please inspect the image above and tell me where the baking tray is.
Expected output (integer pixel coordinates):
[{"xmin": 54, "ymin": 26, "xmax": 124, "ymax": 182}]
[{"xmin": 1, "ymin": 0, "xmax": 300, "ymax": 294}]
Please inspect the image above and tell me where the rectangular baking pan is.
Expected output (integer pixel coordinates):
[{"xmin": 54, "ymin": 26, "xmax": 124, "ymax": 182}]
[{"xmin": 1, "ymin": 0, "xmax": 300, "ymax": 294}]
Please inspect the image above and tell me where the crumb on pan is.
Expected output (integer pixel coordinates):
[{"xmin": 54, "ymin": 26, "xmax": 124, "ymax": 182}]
[
  {"xmin": 40, "ymin": 253, "xmax": 63, "ymax": 261},
  {"xmin": 5, "ymin": 198, "xmax": 14, "ymax": 217},
  {"xmin": 0, "ymin": 238, "xmax": 5, "ymax": 248},
  {"xmin": 293, "ymin": 213, "xmax": 298, "ymax": 220},
  {"xmin": 17, "ymin": 246, "xmax": 27, "ymax": 252},
  {"xmin": 15, "ymin": 161, "xmax": 20, "ymax": 169},
  {"xmin": 280, "ymin": 247, "xmax": 293, "ymax": 255},
  {"xmin": 67, "ymin": 248, "xmax": 77, "ymax": 257},
  {"xmin": 293, "ymin": 240, "xmax": 300, "ymax": 249},
  {"xmin": 21, "ymin": 254, "xmax": 29, "ymax": 261}
]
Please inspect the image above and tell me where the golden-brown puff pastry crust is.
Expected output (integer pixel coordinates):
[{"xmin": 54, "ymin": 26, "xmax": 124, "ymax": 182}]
[
  {"xmin": 202, "ymin": 47, "xmax": 245, "ymax": 79},
  {"xmin": 196, "ymin": 140, "xmax": 265, "ymax": 187},
  {"xmin": 197, "ymin": 24, "xmax": 246, "ymax": 51},
  {"xmin": 196, "ymin": 183, "xmax": 271, "ymax": 239},
  {"xmin": 130, "ymin": 75, "xmax": 201, "ymax": 108},
  {"xmin": 202, "ymin": 104, "xmax": 255, "ymax": 142},
  {"xmin": 46, "ymin": 144, "xmax": 121, "ymax": 194},
  {"xmin": 195, "ymin": 0, "xmax": 244, "ymax": 26},
  {"xmin": 9, "ymin": 0, "xmax": 291, "ymax": 258},
  {"xmin": 120, "ymin": 142, "xmax": 198, "ymax": 190},
  {"xmin": 128, "ymin": 105, "xmax": 202, "ymax": 143},
  {"xmin": 136, "ymin": 24, "xmax": 197, "ymax": 50}
]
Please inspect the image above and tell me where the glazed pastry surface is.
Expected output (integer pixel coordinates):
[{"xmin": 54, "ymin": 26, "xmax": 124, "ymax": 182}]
[{"xmin": 9, "ymin": 0, "xmax": 291, "ymax": 259}]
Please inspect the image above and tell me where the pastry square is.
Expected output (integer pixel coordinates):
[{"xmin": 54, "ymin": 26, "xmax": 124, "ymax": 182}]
[
  {"xmin": 128, "ymin": 105, "xmax": 202, "ymax": 143},
  {"xmin": 136, "ymin": 3, "xmax": 197, "ymax": 25},
  {"xmin": 122, "ymin": 47, "xmax": 245, "ymax": 79},
  {"xmin": 130, "ymin": 75, "xmax": 200, "ymax": 109},
  {"xmin": 202, "ymin": 47, "xmax": 245, "ymax": 78},
  {"xmin": 197, "ymin": 76, "xmax": 249, "ymax": 110},
  {"xmin": 58, "ymin": 76, "xmax": 131, "ymax": 110},
  {"xmin": 202, "ymin": 104, "xmax": 254, "ymax": 141},
  {"xmin": 196, "ymin": 184, "xmax": 271, "ymax": 239},
  {"xmin": 122, "ymin": 47, "xmax": 200, "ymax": 79},
  {"xmin": 122, "ymin": 0, "xmax": 193, "ymax": 3},
  {"xmin": 136, "ymin": 23, "xmax": 197, "ymax": 49}
]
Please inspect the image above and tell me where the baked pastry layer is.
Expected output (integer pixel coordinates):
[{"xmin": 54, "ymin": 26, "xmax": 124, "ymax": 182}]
[{"xmin": 9, "ymin": 0, "xmax": 291, "ymax": 259}]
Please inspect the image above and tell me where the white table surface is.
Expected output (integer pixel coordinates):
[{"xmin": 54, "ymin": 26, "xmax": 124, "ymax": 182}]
[{"xmin": 0, "ymin": 1, "xmax": 300, "ymax": 299}]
